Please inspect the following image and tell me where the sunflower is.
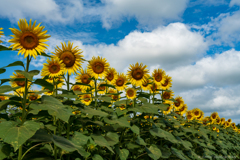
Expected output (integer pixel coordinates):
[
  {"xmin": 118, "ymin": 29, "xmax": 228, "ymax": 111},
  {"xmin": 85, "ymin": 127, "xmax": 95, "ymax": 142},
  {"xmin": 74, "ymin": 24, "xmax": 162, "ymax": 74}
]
[
  {"xmin": 8, "ymin": 19, "xmax": 50, "ymax": 59},
  {"xmin": 104, "ymin": 67, "xmax": 118, "ymax": 84},
  {"xmin": 177, "ymin": 104, "xmax": 188, "ymax": 116},
  {"xmin": 162, "ymin": 100, "xmax": 174, "ymax": 115},
  {"xmin": 224, "ymin": 121, "xmax": 230, "ymax": 128},
  {"xmin": 215, "ymin": 117, "xmax": 221, "ymax": 125},
  {"xmin": 141, "ymin": 78, "xmax": 152, "ymax": 91},
  {"xmin": 42, "ymin": 87, "xmax": 53, "ymax": 96},
  {"xmin": 87, "ymin": 56, "xmax": 110, "ymax": 80},
  {"xmin": 186, "ymin": 111, "xmax": 194, "ymax": 121},
  {"xmin": 96, "ymin": 81, "xmax": 107, "ymax": 95},
  {"xmin": 28, "ymin": 90, "xmax": 41, "ymax": 101},
  {"xmin": 227, "ymin": 118, "xmax": 232, "ymax": 123},
  {"xmin": 152, "ymin": 69, "xmax": 166, "ymax": 86},
  {"xmin": 52, "ymin": 41, "xmax": 84, "ymax": 75},
  {"xmin": 45, "ymin": 76, "xmax": 64, "ymax": 89},
  {"xmin": 0, "ymin": 28, "xmax": 4, "ymax": 43},
  {"xmin": 212, "ymin": 126, "xmax": 217, "ymax": 131},
  {"xmin": 112, "ymin": 73, "xmax": 128, "ymax": 91},
  {"xmin": 0, "ymin": 95, "xmax": 9, "ymax": 101},
  {"xmin": 231, "ymin": 122, "xmax": 236, "ymax": 128},
  {"xmin": 160, "ymin": 75, "xmax": 172, "ymax": 90},
  {"xmin": 220, "ymin": 117, "xmax": 225, "ymax": 125},
  {"xmin": 173, "ymin": 96, "xmax": 184, "ymax": 111},
  {"xmin": 118, "ymin": 104, "xmax": 126, "ymax": 111},
  {"xmin": 192, "ymin": 108, "xmax": 201, "ymax": 118},
  {"xmin": 75, "ymin": 68, "xmax": 94, "ymax": 91},
  {"xmin": 80, "ymin": 94, "xmax": 92, "ymax": 106},
  {"xmin": 106, "ymin": 88, "xmax": 120, "ymax": 103},
  {"xmin": 125, "ymin": 87, "xmax": 137, "ymax": 100},
  {"xmin": 149, "ymin": 82, "xmax": 160, "ymax": 94},
  {"xmin": 10, "ymin": 72, "xmax": 31, "ymax": 93},
  {"xmin": 127, "ymin": 62, "xmax": 150, "ymax": 87},
  {"xmin": 161, "ymin": 90, "xmax": 174, "ymax": 100},
  {"xmin": 216, "ymin": 128, "xmax": 220, "ymax": 133},
  {"xmin": 210, "ymin": 112, "xmax": 219, "ymax": 121},
  {"xmin": 196, "ymin": 110, "xmax": 204, "ymax": 121},
  {"xmin": 72, "ymin": 85, "xmax": 86, "ymax": 93},
  {"xmin": 41, "ymin": 57, "xmax": 65, "ymax": 78}
]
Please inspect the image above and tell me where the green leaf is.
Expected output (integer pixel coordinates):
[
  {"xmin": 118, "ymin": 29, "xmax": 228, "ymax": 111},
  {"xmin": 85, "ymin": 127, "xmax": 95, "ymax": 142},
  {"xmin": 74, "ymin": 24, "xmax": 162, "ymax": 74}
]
[
  {"xmin": 33, "ymin": 79, "xmax": 54, "ymax": 91},
  {"xmin": 158, "ymin": 146, "xmax": 171, "ymax": 159},
  {"xmin": 0, "ymin": 69, "xmax": 6, "ymax": 74},
  {"xmin": 91, "ymin": 134, "xmax": 114, "ymax": 153},
  {"xmin": 58, "ymin": 94, "xmax": 79, "ymax": 99},
  {"xmin": 0, "ymin": 143, "xmax": 11, "ymax": 159},
  {"xmin": 3, "ymin": 61, "xmax": 24, "ymax": 68},
  {"xmin": 114, "ymin": 99, "xmax": 130, "ymax": 106},
  {"xmin": 0, "ymin": 100, "xmax": 12, "ymax": 111},
  {"xmin": 150, "ymin": 128, "xmax": 179, "ymax": 144},
  {"xmin": 171, "ymin": 147, "xmax": 189, "ymax": 160},
  {"xmin": 29, "ymin": 95, "xmax": 73, "ymax": 122},
  {"xmin": 105, "ymin": 132, "xmax": 119, "ymax": 146},
  {"xmin": 36, "ymin": 51, "xmax": 51, "ymax": 57},
  {"xmin": 71, "ymin": 131, "xmax": 91, "ymax": 146},
  {"xmin": 0, "ymin": 85, "xmax": 21, "ymax": 93},
  {"xmin": 130, "ymin": 125, "xmax": 140, "ymax": 135},
  {"xmin": 15, "ymin": 70, "xmax": 40, "ymax": 81},
  {"xmin": 29, "ymin": 128, "xmax": 52, "ymax": 142},
  {"xmin": 92, "ymin": 154, "xmax": 104, "ymax": 160},
  {"xmin": 135, "ymin": 136, "xmax": 146, "ymax": 146},
  {"xmin": 97, "ymin": 95, "xmax": 112, "ymax": 103},
  {"xmin": 115, "ymin": 146, "xmax": 129, "ymax": 160},
  {"xmin": 0, "ymin": 45, "xmax": 12, "ymax": 51},
  {"xmin": 114, "ymin": 116, "xmax": 131, "ymax": 128},
  {"xmin": 0, "ymin": 121, "xmax": 42, "ymax": 151},
  {"xmin": 80, "ymin": 106, "xmax": 108, "ymax": 117},
  {"xmin": 146, "ymin": 144, "xmax": 162, "ymax": 160},
  {"xmin": 99, "ymin": 83, "xmax": 116, "ymax": 89}
]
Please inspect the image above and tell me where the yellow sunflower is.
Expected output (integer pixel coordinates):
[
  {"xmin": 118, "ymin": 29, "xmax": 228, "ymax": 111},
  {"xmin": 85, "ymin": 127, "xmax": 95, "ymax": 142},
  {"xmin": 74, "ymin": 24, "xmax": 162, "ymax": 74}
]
[
  {"xmin": 149, "ymin": 82, "xmax": 160, "ymax": 94},
  {"xmin": 216, "ymin": 128, "xmax": 220, "ymax": 133},
  {"xmin": 75, "ymin": 68, "xmax": 94, "ymax": 91},
  {"xmin": 177, "ymin": 104, "xmax": 188, "ymax": 116},
  {"xmin": 112, "ymin": 73, "xmax": 128, "ymax": 91},
  {"xmin": 41, "ymin": 57, "xmax": 65, "ymax": 78},
  {"xmin": 152, "ymin": 69, "xmax": 166, "ymax": 86},
  {"xmin": 210, "ymin": 112, "xmax": 219, "ymax": 122},
  {"xmin": 10, "ymin": 72, "xmax": 31, "ymax": 92},
  {"xmin": 186, "ymin": 111, "xmax": 194, "ymax": 121},
  {"xmin": 42, "ymin": 87, "xmax": 53, "ymax": 96},
  {"xmin": 161, "ymin": 90, "xmax": 174, "ymax": 100},
  {"xmin": 104, "ymin": 67, "xmax": 118, "ymax": 84},
  {"xmin": 141, "ymin": 78, "xmax": 152, "ymax": 91},
  {"xmin": 125, "ymin": 87, "xmax": 137, "ymax": 100},
  {"xmin": 8, "ymin": 19, "xmax": 50, "ymax": 59},
  {"xmin": 162, "ymin": 100, "xmax": 174, "ymax": 115},
  {"xmin": 127, "ymin": 62, "xmax": 150, "ymax": 87},
  {"xmin": 192, "ymin": 108, "xmax": 201, "ymax": 118},
  {"xmin": 28, "ymin": 90, "xmax": 41, "ymax": 101},
  {"xmin": 118, "ymin": 104, "xmax": 126, "ymax": 111},
  {"xmin": 231, "ymin": 122, "xmax": 236, "ymax": 128},
  {"xmin": 195, "ymin": 110, "xmax": 204, "ymax": 121},
  {"xmin": 0, "ymin": 95, "xmax": 9, "ymax": 101},
  {"xmin": 212, "ymin": 126, "xmax": 217, "ymax": 131},
  {"xmin": 72, "ymin": 85, "xmax": 86, "ymax": 93},
  {"xmin": 80, "ymin": 94, "xmax": 92, "ymax": 106},
  {"xmin": 45, "ymin": 76, "xmax": 64, "ymax": 89},
  {"xmin": 96, "ymin": 81, "xmax": 107, "ymax": 95},
  {"xmin": 87, "ymin": 56, "xmax": 110, "ymax": 80},
  {"xmin": 215, "ymin": 117, "xmax": 221, "ymax": 125},
  {"xmin": 52, "ymin": 41, "xmax": 84, "ymax": 75},
  {"xmin": 160, "ymin": 75, "xmax": 173, "ymax": 90},
  {"xmin": 224, "ymin": 121, "xmax": 230, "ymax": 128},
  {"xmin": 173, "ymin": 96, "xmax": 184, "ymax": 111},
  {"xmin": 106, "ymin": 88, "xmax": 120, "ymax": 103},
  {"xmin": 227, "ymin": 118, "xmax": 232, "ymax": 123},
  {"xmin": 220, "ymin": 117, "xmax": 225, "ymax": 125},
  {"xmin": 0, "ymin": 27, "xmax": 4, "ymax": 43}
]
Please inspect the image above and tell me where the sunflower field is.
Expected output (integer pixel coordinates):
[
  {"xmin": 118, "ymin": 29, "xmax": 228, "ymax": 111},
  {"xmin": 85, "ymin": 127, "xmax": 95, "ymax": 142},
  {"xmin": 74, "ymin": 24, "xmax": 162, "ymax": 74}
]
[{"xmin": 0, "ymin": 19, "xmax": 239, "ymax": 160}]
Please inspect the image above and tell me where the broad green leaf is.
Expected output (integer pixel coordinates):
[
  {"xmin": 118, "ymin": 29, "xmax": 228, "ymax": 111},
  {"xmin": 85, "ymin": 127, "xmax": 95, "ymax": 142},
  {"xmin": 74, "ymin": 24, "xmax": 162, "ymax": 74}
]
[
  {"xmin": 36, "ymin": 51, "xmax": 51, "ymax": 57},
  {"xmin": 114, "ymin": 116, "xmax": 131, "ymax": 128},
  {"xmin": 105, "ymin": 132, "xmax": 119, "ymax": 146},
  {"xmin": 91, "ymin": 134, "xmax": 114, "ymax": 153},
  {"xmin": 171, "ymin": 147, "xmax": 189, "ymax": 160},
  {"xmin": 0, "ymin": 45, "xmax": 12, "ymax": 51},
  {"xmin": 15, "ymin": 70, "xmax": 40, "ymax": 81},
  {"xmin": 92, "ymin": 154, "xmax": 103, "ymax": 160},
  {"xmin": 71, "ymin": 131, "xmax": 91, "ymax": 146},
  {"xmin": 58, "ymin": 94, "xmax": 79, "ymax": 99},
  {"xmin": 97, "ymin": 95, "xmax": 112, "ymax": 103},
  {"xmin": 0, "ymin": 143, "xmax": 11, "ymax": 159},
  {"xmin": 29, "ymin": 128, "xmax": 52, "ymax": 142},
  {"xmin": 0, "ymin": 85, "xmax": 21, "ymax": 93},
  {"xmin": 130, "ymin": 125, "xmax": 140, "ymax": 135},
  {"xmin": 126, "ymin": 143, "xmax": 140, "ymax": 150},
  {"xmin": 137, "ymin": 97, "xmax": 148, "ymax": 103},
  {"xmin": 29, "ymin": 95, "xmax": 73, "ymax": 122},
  {"xmin": 2, "ymin": 61, "xmax": 24, "ymax": 68},
  {"xmin": 158, "ymin": 146, "xmax": 171, "ymax": 159},
  {"xmin": 0, "ymin": 100, "xmax": 12, "ymax": 111},
  {"xmin": 99, "ymin": 83, "xmax": 116, "ymax": 89},
  {"xmin": 136, "ymin": 136, "xmax": 146, "ymax": 146},
  {"xmin": 52, "ymin": 134, "xmax": 90, "ymax": 158},
  {"xmin": 115, "ymin": 146, "xmax": 129, "ymax": 160},
  {"xmin": 0, "ymin": 69, "xmax": 5, "ymax": 74},
  {"xmin": 33, "ymin": 79, "xmax": 54, "ymax": 91},
  {"xmin": 0, "ymin": 121, "xmax": 42, "ymax": 151},
  {"xmin": 80, "ymin": 106, "xmax": 108, "ymax": 117},
  {"xmin": 146, "ymin": 144, "xmax": 162, "ymax": 160},
  {"xmin": 150, "ymin": 128, "xmax": 179, "ymax": 144},
  {"xmin": 114, "ymin": 99, "xmax": 130, "ymax": 106}
]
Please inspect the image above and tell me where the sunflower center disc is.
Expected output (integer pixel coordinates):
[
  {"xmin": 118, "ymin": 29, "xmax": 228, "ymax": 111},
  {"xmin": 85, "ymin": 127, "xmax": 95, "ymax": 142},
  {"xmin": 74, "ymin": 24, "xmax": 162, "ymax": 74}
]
[
  {"xmin": 49, "ymin": 64, "xmax": 60, "ymax": 73},
  {"xmin": 84, "ymin": 95, "xmax": 90, "ymax": 102},
  {"xmin": 16, "ymin": 81, "xmax": 25, "ymax": 87},
  {"xmin": 175, "ymin": 102, "xmax": 180, "ymax": 106},
  {"xmin": 20, "ymin": 32, "xmax": 39, "ymax": 49},
  {"xmin": 155, "ymin": 74, "xmax": 162, "ymax": 82},
  {"xmin": 93, "ymin": 62, "xmax": 104, "ymax": 74},
  {"xmin": 0, "ymin": 96, "xmax": 5, "ymax": 101},
  {"xmin": 113, "ymin": 95, "xmax": 118, "ymax": 100},
  {"xmin": 82, "ymin": 75, "xmax": 90, "ymax": 84},
  {"xmin": 127, "ymin": 90, "xmax": 134, "ymax": 97},
  {"xmin": 116, "ymin": 79, "xmax": 124, "ymax": 86},
  {"xmin": 107, "ymin": 73, "xmax": 113, "ymax": 81},
  {"xmin": 99, "ymin": 86, "xmax": 105, "ymax": 90},
  {"xmin": 60, "ymin": 51, "xmax": 75, "ymax": 67},
  {"xmin": 162, "ymin": 81, "xmax": 168, "ymax": 86},
  {"xmin": 74, "ymin": 86, "xmax": 81, "ymax": 91},
  {"xmin": 30, "ymin": 95, "xmax": 38, "ymax": 101},
  {"xmin": 163, "ymin": 93, "xmax": 170, "ymax": 99},
  {"xmin": 132, "ymin": 69, "xmax": 143, "ymax": 80}
]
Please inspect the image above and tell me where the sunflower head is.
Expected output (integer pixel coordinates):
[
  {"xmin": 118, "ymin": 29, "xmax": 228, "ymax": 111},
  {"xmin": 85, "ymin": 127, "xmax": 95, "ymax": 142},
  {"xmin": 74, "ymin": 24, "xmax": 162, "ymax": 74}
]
[
  {"xmin": 0, "ymin": 95, "xmax": 9, "ymax": 101},
  {"xmin": 186, "ymin": 111, "xmax": 194, "ymax": 121},
  {"xmin": 215, "ymin": 117, "xmax": 221, "ymax": 125},
  {"xmin": 160, "ymin": 75, "xmax": 172, "ymax": 90},
  {"xmin": 149, "ymin": 82, "xmax": 160, "ymax": 94},
  {"xmin": 112, "ymin": 73, "xmax": 128, "ymax": 91},
  {"xmin": 75, "ymin": 69, "xmax": 94, "ymax": 91},
  {"xmin": 87, "ymin": 56, "xmax": 110, "ymax": 79},
  {"xmin": 125, "ymin": 87, "xmax": 137, "ymax": 100},
  {"xmin": 231, "ymin": 122, "xmax": 236, "ymax": 128},
  {"xmin": 178, "ymin": 104, "xmax": 188, "ymax": 116},
  {"xmin": 106, "ymin": 88, "xmax": 119, "ymax": 103},
  {"xmin": 212, "ymin": 126, "xmax": 217, "ymax": 131},
  {"xmin": 105, "ymin": 67, "xmax": 118, "ymax": 84},
  {"xmin": 161, "ymin": 90, "xmax": 174, "ymax": 100},
  {"xmin": 8, "ymin": 19, "xmax": 51, "ymax": 59},
  {"xmin": 152, "ymin": 68, "xmax": 166, "ymax": 85},
  {"xmin": 141, "ymin": 78, "xmax": 152, "ymax": 91},
  {"xmin": 53, "ymin": 41, "xmax": 84, "ymax": 75},
  {"xmin": 80, "ymin": 94, "xmax": 92, "ymax": 106},
  {"xmin": 28, "ymin": 90, "xmax": 41, "ymax": 101},
  {"xmin": 173, "ymin": 96, "xmax": 184, "ymax": 110},
  {"xmin": 210, "ymin": 112, "xmax": 219, "ymax": 121},
  {"xmin": 41, "ymin": 57, "xmax": 65, "ymax": 78},
  {"xmin": 227, "ymin": 118, "xmax": 232, "ymax": 123},
  {"xmin": 220, "ymin": 117, "xmax": 225, "ymax": 125},
  {"xmin": 10, "ymin": 72, "xmax": 31, "ymax": 93},
  {"xmin": 192, "ymin": 108, "xmax": 201, "ymax": 118},
  {"xmin": 127, "ymin": 62, "xmax": 150, "ymax": 87},
  {"xmin": 0, "ymin": 27, "xmax": 4, "ymax": 43},
  {"xmin": 97, "ymin": 81, "xmax": 107, "ymax": 95}
]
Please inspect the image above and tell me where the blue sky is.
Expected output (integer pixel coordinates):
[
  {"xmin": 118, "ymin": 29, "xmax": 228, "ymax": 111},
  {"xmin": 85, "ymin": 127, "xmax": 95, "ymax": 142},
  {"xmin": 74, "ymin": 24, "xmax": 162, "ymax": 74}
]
[{"xmin": 1, "ymin": 0, "xmax": 240, "ymax": 124}]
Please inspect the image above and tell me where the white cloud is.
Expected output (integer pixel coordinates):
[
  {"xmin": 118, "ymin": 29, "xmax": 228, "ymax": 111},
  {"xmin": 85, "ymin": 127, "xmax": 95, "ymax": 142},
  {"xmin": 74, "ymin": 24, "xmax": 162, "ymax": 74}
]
[{"xmin": 229, "ymin": 0, "xmax": 240, "ymax": 7}]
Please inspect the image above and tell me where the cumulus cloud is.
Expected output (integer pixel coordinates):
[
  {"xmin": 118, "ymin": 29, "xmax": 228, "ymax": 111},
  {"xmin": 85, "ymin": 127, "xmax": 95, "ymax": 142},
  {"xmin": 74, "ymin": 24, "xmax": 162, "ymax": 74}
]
[{"xmin": 229, "ymin": 0, "xmax": 240, "ymax": 7}]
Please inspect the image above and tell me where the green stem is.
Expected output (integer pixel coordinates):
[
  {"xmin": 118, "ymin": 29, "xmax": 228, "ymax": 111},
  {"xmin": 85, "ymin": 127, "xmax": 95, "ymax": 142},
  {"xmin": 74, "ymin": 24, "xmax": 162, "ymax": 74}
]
[
  {"xmin": 18, "ymin": 56, "xmax": 30, "ymax": 160},
  {"xmin": 94, "ymin": 78, "xmax": 97, "ymax": 109},
  {"xmin": 152, "ymin": 83, "xmax": 155, "ymax": 105},
  {"xmin": 21, "ymin": 142, "xmax": 48, "ymax": 160},
  {"xmin": 53, "ymin": 116, "xmax": 57, "ymax": 160}
]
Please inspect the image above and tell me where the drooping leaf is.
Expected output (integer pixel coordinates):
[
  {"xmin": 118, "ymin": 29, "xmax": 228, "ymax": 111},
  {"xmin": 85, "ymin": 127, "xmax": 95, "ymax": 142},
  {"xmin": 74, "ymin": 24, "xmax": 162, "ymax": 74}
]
[
  {"xmin": 0, "ymin": 45, "xmax": 12, "ymax": 51},
  {"xmin": 15, "ymin": 70, "xmax": 40, "ymax": 81},
  {"xmin": 0, "ymin": 85, "xmax": 21, "ymax": 93},
  {"xmin": 92, "ymin": 154, "xmax": 104, "ymax": 160},
  {"xmin": 91, "ymin": 134, "xmax": 114, "ymax": 153},
  {"xmin": 0, "ymin": 121, "xmax": 42, "ymax": 151},
  {"xmin": 115, "ymin": 146, "xmax": 129, "ymax": 160},
  {"xmin": 130, "ymin": 125, "xmax": 140, "ymax": 135},
  {"xmin": 146, "ymin": 144, "xmax": 162, "ymax": 160},
  {"xmin": 80, "ymin": 106, "xmax": 108, "ymax": 117},
  {"xmin": 0, "ymin": 69, "xmax": 6, "ymax": 74},
  {"xmin": 2, "ymin": 61, "xmax": 24, "ymax": 68},
  {"xmin": 33, "ymin": 79, "xmax": 54, "ymax": 91}
]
